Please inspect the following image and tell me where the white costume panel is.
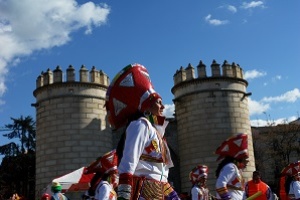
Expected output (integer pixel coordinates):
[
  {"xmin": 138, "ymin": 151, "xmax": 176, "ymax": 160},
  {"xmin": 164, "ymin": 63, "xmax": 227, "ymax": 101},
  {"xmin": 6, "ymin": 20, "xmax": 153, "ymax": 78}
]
[
  {"xmin": 215, "ymin": 163, "xmax": 244, "ymax": 200},
  {"xmin": 289, "ymin": 180, "xmax": 300, "ymax": 199},
  {"xmin": 118, "ymin": 117, "xmax": 172, "ymax": 182},
  {"xmin": 191, "ymin": 185, "xmax": 209, "ymax": 200},
  {"xmin": 95, "ymin": 180, "xmax": 116, "ymax": 200}
]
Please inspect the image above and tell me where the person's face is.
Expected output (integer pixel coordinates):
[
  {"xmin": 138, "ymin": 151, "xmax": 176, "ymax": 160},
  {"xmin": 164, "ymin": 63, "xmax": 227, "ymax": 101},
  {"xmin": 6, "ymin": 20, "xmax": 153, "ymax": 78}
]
[
  {"xmin": 252, "ymin": 172, "xmax": 261, "ymax": 182},
  {"xmin": 199, "ymin": 176, "xmax": 207, "ymax": 185},
  {"xmin": 237, "ymin": 158, "xmax": 249, "ymax": 169},
  {"xmin": 149, "ymin": 98, "xmax": 165, "ymax": 116}
]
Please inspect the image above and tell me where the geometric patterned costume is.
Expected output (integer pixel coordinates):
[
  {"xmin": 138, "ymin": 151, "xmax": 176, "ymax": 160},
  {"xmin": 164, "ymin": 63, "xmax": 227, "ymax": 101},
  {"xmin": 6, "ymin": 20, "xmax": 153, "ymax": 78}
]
[
  {"xmin": 85, "ymin": 150, "xmax": 119, "ymax": 200},
  {"xmin": 105, "ymin": 64, "xmax": 180, "ymax": 200},
  {"xmin": 215, "ymin": 133, "xmax": 249, "ymax": 200},
  {"xmin": 189, "ymin": 165, "xmax": 209, "ymax": 200},
  {"xmin": 281, "ymin": 161, "xmax": 300, "ymax": 200}
]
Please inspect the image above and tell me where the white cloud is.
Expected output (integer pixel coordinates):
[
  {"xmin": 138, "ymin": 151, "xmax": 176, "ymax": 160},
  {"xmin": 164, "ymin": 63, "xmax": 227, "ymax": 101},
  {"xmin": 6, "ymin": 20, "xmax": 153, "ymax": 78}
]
[
  {"xmin": 162, "ymin": 99, "xmax": 297, "ymax": 128},
  {"xmin": 251, "ymin": 116, "xmax": 298, "ymax": 127},
  {"xmin": 250, "ymin": 118, "xmax": 268, "ymax": 127},
  {"xmin": 271, "ymin": 75, "xmax": 282, "ymax": 82},
  {"xmin": 248, "ymin": 98, "xmax": 270, "ymax": 116},
  {"xmin": 227, "ymin": 5, "xmax": 237, "ymax": 13},
  {"xmin": 0, "ymin": 59, "xmax": 8, "ymax": 96},
  {"xmin": 164, "ymin": 98, "xmax": 273, "ymax": 119},
  {"xmin": 262, "ymin": 88, "xmax": 300, "ymax": 103},
  {"xmin": 275, "ymin": 75, "xmax": 281, "ymax": 80},
  {"xmin": 218, "ymin": 5, "xmax": 237, "ymax": 13},
  {"xmin": 204, "ymin": 14, "xmax": 229, "ymax": 26},
  {"xmin": 244, "ymin": 69, "xmax": 266, "ymax": 80},
  {"xmin": 241, "ymin": 1, "xmax": 265, "ymax": 9},
  {"xmin": 163, "ymin": 104, "xmax": 175, "ymax": 118},
  {"xmin": 0, "ymin": 0, "xmax": 110, "ymax": 99}
]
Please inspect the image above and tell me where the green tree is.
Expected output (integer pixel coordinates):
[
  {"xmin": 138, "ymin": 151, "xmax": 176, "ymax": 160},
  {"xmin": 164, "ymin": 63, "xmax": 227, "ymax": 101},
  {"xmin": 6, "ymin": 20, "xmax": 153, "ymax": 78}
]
[
  {"xmin": 0, "ymin": 115, "xmax": 36, "ymax": 200},
  {"xmin": 1, "ymin": 115, "xmax": 36, "ymax": 155}
]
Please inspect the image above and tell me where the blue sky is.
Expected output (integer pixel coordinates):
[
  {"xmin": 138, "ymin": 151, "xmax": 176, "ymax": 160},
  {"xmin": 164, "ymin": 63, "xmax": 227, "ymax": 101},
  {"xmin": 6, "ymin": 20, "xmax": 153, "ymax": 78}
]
[{"xmin": 0, "ymin": 0, "xmax": 300, "ymax": 145}]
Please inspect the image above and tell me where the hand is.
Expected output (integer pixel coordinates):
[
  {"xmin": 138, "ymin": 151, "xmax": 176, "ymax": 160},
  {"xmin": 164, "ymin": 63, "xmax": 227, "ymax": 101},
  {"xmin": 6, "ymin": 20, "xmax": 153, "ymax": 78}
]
[{"xmin": 220, "ymin": 193, "xmax": 232, "ymax": 200}]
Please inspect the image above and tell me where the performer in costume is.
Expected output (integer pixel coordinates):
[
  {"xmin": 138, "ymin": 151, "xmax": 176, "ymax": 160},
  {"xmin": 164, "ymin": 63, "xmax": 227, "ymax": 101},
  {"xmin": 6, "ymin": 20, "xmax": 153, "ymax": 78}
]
[
  {"xmin": 189, "ymin": 164, "xmax": 210, "ymax": 200},
  {"xmin": 41, "ymin": 193, "xmax": 51, "ymax": 200},
  {"xmin": 243, "ymin": 171, "xmax": 275, "ymax": 200},
  {"xmin": 105, "ymin": 63, "xmax": 179, "ymax": 200},
  {"xmin": 50, "ymin": 182, "xmax": 70, "ymax": 200},
  {"xmin": 215, "ymin": 133, "xmax": 249, "ymax": 200},
  {"xmin": 282, "ymin": 161, "xmax": 300, "ymax": 200},
  {"xmin": 85, "ymin": 150, "xmax": 119, "ymax": 200}
]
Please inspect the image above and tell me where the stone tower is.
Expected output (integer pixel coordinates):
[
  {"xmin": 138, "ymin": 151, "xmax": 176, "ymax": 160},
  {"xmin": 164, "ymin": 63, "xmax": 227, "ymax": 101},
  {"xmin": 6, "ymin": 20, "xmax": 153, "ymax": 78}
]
[
  {"xmin": 171, "ymin": 60, "xmax": 256, "ymax": 193},
  {"xmin": 33, "ymin": 65, "xmax": 111, "ymax": 197}
]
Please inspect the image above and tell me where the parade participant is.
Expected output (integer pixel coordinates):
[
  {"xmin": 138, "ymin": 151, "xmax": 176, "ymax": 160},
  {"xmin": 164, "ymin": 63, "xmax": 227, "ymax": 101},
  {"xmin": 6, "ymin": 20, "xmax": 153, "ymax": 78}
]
[
  {"xmin": 41, "ymin": 193, "xmax": 51, "ymax": 200},
  {"xmin": 50, "ymin": 182, "xmax": 70, "ymax": 200},
  {"xmin": 105, "ymin": 63, "xmax": 179, "ymax": 200},
  {"xmin": 84, "ymin": 156, "xmax": 106, "ymax": 198},
  {"xmin": 244, "ymin": 171, "xmax": 274, "ymax": 200},
  {"xmin": 189, "ymin": 164, "xmax": 209, "ymax": 200},
  {"xmin": 215, "ymin": 133, "xmax": 249, "ymax": 200},
  {"xmin": 84, "ymin": 150, "xmax": 119, "ymax": 200},
  {"xmin": 283, "ymin": 161, "xmax": 300, "ymax": 200},
  {"xmin": 93, "ymin": 150, "xmax": 119, "ymax": 200}
]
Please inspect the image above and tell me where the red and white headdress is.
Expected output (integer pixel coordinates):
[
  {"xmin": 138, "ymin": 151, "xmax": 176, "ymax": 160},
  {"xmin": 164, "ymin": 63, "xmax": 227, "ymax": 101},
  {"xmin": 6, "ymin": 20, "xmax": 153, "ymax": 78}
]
[
  {"xmin": 84, "ymin": 149, "xmax": 118, "ymax": 175},
  {"xmin": 189, "ymin": 165, "xmax": 208, "ymax": 184},
  {"xmin": 215, "ymin": 133, "xmax": 249, "ymax": 161},
  {"xmin": 281, "ymin": 161, "xmax": 300, "ymax": 177},
  {"xmin": 105, "ymin": 63, "xmax": 161, "ymax": 129}
]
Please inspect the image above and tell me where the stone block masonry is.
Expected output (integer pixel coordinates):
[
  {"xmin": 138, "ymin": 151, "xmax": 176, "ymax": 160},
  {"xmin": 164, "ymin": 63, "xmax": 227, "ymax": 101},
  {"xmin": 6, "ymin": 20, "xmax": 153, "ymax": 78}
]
[
  {"xmin": 172, "ymin": 59, "xmax": 255, "ymax": 193},
  {"xmin": 33, "ymin": 60, "xmax": 256, "ymax": 198},
  {"xmin": 33, "ymin": 65, "xmax": 112, "ymax": 198}
]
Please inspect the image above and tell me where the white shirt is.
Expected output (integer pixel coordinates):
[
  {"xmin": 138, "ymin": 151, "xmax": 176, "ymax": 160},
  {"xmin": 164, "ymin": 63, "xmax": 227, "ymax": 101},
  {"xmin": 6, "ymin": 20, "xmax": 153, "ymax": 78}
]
[
  {"xmin": 94, "ymin": 180, "xmax": 116, "ymax": 200},
  {"xmin": 118, "ymin": 117, "xmax": 171, "ymax": 182},
  {"xmin": 289, "ymin": 180, "xmax": 300, "ymax": 199},
  {"xmin": 215, "ymin": 163, "xmax": 244, "ymax": 200},
  {"xmin": 191, "ymin": 185, "xmax": 209, "ymax": 200}
]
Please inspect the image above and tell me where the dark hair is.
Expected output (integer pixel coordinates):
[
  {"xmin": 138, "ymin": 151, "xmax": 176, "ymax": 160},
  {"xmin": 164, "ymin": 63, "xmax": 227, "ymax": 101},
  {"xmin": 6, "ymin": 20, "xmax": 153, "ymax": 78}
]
[
  {"xmin": 253, "ymin": 171, "xmax": 261, "ymax": 176},
  {"xmin": 88, "ymin": 172, "xmax": 102, "ymax": 196},
  {"xmin": 116, "ymin": 131, "xmax": 126, "ymax": 165},
  {"xmin": 215, "ymin": 157, "xmax": 235, "ymax": 178},
  {"xmin": 116, "ymin": 111, "xmax": 145, "ymax": 165},
  {"xmin": 284, "ymin": 176, "xmax": 293, "ymax": 195}
]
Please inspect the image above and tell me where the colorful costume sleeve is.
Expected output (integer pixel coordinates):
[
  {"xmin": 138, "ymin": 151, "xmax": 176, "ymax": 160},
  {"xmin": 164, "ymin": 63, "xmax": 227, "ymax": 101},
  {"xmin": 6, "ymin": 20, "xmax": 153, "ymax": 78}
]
[
  {"xmin": 117, "ymin": 119, "xmax": 149, "ymax": 200},
  {"xmin": 215, "ymin": 163, "xmax": 236, "ymax": 200}
]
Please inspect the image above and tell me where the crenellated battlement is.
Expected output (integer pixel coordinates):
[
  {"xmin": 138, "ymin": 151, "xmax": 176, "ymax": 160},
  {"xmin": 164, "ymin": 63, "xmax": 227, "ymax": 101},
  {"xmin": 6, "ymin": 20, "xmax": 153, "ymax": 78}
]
[
  {"xmin": 36, "ymin": 65, "xmax": 110, "ymax": 88},
  {"xmin": 172, "ymin": 59, "xmax": 254, "ymax": 192},
  {"xmin": 173, "ymin": 59, "xmax": 244, "ymax": 85}
]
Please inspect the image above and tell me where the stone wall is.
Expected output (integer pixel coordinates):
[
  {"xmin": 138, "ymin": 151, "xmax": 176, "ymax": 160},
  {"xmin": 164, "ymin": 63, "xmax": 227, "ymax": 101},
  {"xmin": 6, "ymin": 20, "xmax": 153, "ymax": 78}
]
[
  {"xmin": 172, "ymin": 60, "xmax": 256, "ymax": 193},
  {"xmin": 33, "ymin": 65, "xmax": 112, "ymax": 198}
]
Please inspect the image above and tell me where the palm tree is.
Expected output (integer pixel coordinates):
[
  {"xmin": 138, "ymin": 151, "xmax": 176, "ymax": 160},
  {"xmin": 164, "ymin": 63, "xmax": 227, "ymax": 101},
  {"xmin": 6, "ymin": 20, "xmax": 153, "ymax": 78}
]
[
  {"xmin": 0, "ymin": 115, "xmax": 36, "ymax": 156},
  {"xmin": 0, "ymin": 115, "xmax": 36, "ymax": 199}
]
